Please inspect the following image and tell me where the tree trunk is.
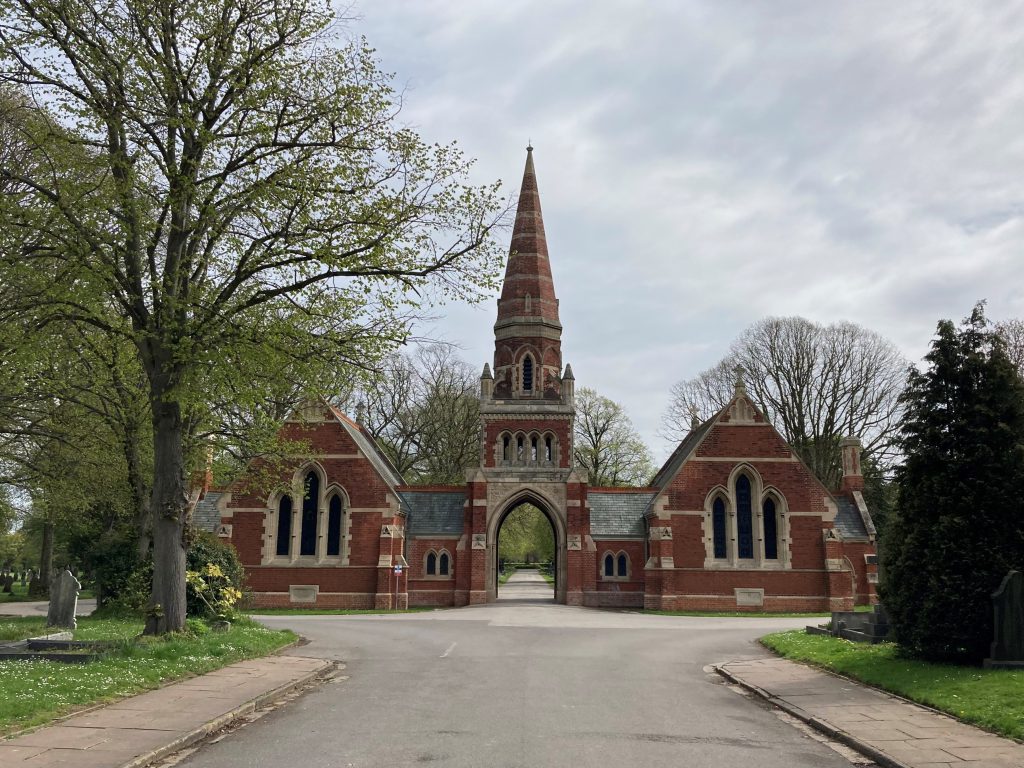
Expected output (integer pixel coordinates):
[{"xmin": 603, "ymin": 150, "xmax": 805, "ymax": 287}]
[
  {"xmin": 125, "ymin": 436, "xmax": 152, "ymax": 562},
  {"xmin": 34, "ymin": 520, "xmax": 54, "ymax": 598},
  {"xmin": 146, "ymin": 398, "xmax": 190, "ymax": 634}
]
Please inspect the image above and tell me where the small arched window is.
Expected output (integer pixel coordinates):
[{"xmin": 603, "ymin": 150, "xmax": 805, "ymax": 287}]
[
  {"xmin": 545, "ymin": 435, "xmax": 553, "ymax": 462},
  {"xmin": 517, "ymin": 435, "xmax": 524, "ymax": 462},
  {"xmin": 712, "ymin": 497, "xmax": 727, "ymax": 559},
  {"xmin": 531, "ymin": 435, "xmax": 538, "ymax": 462},
  {"xmin": 502, "ymin": 434, "xmax": 511, "ymax": 461},
  {"xmin": 426, "ymin": 551, "xmax": 437, "ymax": 576},
  {"xmin": 300, "ymin": 471, "xmax": 320, "ymax": 556},
  {"xmin": 327, "ymin": 494, "xmax": 343, "ymax": 557},
  {"xmin": 522, "ymin": 355, "xmax": 534, "ymax": 392},
  {"xmin": 276, "ymin": 495, "xmax": 292, "ymax": 557},
  {"xmin": 617, "ymin": 553, "xmax": 628, "ymax": 578},
  {"xmin": 603, "ymin": 553, "xmax": 614, "ymax": 577},
  {"xmin": 764, "ymin": 497, "xmax": 778, "ymax": 560},
  {"xmin": 736, "ymin": 475, "xmax": 753, "ymax": 559},
  {"xmin": 439, "ymin": 551, "xmax": 450, "ymax": 576}
]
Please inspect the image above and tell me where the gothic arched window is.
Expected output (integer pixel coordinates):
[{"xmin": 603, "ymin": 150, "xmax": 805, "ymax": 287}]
[
  {"xmin": 327, "ymin": 494, "xmax": 343, "ymax": 557},
  {"xmin": 439, "ymin": 551, "xmax": 450, "ymax": 576},
  {"xmin": 276, "ymin": 495, "xmax": 292, "ymax": 557},
  {"xmin": 712, "ymin": 497, "xmax": 727, "ymax": 559},
  {"xmin": 617, "ymin": 553, "xmax": 628, "ymax": 577},
  {"xmin": 763, "ymin": 497, "xmax": 778, "ymax": 560},
  {"xmin": 300, "ymin": 471, "xmax": 319, "ymax": 556},
  {"xmin": 545, "ymin": 435, "xmax": 553, "ymax": 462},
  {"xmin": 522, "ymin": 355, "xmax": 534, "ymax": 392},
  {"xmin": 736, "ymin": 475, "xmax": 753, "ymax": 559},
  {"xmin": 502, "ymin": 434, "xmax": 511, "ymax": 461},
  {"xmin": 603, "ymin": 553, "xmax": 614, "ymax": 577},
  {"xmin": 426, "ymin": 551, "xmax": 437, "ymax": 576}
]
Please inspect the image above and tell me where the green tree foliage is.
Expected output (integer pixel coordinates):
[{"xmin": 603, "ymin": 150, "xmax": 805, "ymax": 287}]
[
  {"xmin": 574, "ymin": 388, "xmax": 654, "ymax": 487},
  {"xmin": 498, "ymin": 505, "xmax": 554, "ymax": 564},
  {"xmin": 0, "ymin": 1, "xmax": 504, "ymax": 632},
  {"xmin": 881, "ymin": 304, "xmax": 1024, "ymax": 663}
]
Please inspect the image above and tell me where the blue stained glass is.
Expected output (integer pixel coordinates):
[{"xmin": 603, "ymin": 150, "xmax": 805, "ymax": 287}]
[
  {"xmin": 764, "ymin": 498, "xmax": 778, "ymax": 560},
  {"xmin": 713, "ymin": 498, "xmax": 727, "ymax": 559},
  {"xmin": 737, "ymin": 476, "xmax": 753, "ymax": 559}
]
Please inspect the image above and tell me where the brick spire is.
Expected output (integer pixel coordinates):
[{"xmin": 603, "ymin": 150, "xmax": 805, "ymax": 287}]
[
  {"xmin": 495, "ymin": 145, "xmax": 561, "ymax": 330},
  {"xmin": 491, "ymin": 146, "xmax": 563, "ymax": 399}
]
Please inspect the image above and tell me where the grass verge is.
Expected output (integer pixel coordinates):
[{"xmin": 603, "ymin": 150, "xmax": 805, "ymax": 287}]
[
  {"xmin": 498, "ymin": 567, "xmax": 515, "ymax": 585},
  {"xmin": 0, "ymin": 615, "xmax": 296, "ymax": 735},
  {"xmin": 761, "ymin": 630, "xmax": 1024, "ymax": 741},
  {"xmin": 0, "ymin": 582, "xmax": 95, "ymax": 602}
]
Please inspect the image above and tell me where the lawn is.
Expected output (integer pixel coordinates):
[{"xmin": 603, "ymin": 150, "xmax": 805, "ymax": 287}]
[
  {"xmin": 0, "ymin": 615, "xmax": 296, "ymax": 735},
  {"xmin": 761, "ymin": 630, "xmax": 1024, "ymax": 741}
]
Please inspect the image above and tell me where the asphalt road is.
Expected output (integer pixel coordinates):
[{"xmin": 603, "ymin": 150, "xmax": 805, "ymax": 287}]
[{"xmin": 177, "ymin": 572, "xmax": 860, "ymax": 768}]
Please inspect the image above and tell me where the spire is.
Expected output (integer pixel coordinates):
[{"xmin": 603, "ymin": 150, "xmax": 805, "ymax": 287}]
[{"xmin": 495, "ymin": 145, "xmax": 561, "ymax": 330}]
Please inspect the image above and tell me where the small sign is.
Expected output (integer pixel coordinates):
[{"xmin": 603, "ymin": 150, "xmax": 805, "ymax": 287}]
[{"xmin": 393, "ymin": 565, "xmax": 403, "ymax": 575}]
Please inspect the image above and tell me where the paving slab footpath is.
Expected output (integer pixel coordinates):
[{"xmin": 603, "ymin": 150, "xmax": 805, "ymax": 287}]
[
  {"xmin": 717, "ymin": 657, "xmax": 1024, "ymax": 768},
  {"xmin": 0, "ymin": 653, "xmax": 331, "ymax": 767}
]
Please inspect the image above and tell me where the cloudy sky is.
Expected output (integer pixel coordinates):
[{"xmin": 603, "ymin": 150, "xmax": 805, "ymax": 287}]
[{"xmin": 354, "ymin": 1, "xmax": 1024, "ymax": 462}]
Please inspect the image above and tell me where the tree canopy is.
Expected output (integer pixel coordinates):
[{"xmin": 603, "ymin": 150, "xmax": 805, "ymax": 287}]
[
  {"xmin": 881, "ymin": 304, "xmax": 1024, "ymax": 663},
  {"xmin": 0, "ymin": 0, "xmax": 505, "ymax": 631},
  {"xmin": 574, "ymin": 388, "xmax": 654, "ymax": 487},
  {"xmin": 662, "ymin": 316, "xmax": 908, "ymax": 490}
]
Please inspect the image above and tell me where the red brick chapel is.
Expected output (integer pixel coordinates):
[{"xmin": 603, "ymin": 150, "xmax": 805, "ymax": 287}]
[{"xmin": 196, "ymin": 148, "xmax": 878, "ymax": 612}]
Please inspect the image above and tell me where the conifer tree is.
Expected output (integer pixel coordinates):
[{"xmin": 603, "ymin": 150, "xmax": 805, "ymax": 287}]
[{"xmin": 881, "ymin": 304, "xmax": 1024, "ymax": 662}]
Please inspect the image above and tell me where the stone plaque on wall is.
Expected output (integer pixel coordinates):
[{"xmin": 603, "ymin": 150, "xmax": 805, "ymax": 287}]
[
  {"xmin": 471, "ymin": 534, "xmax": 487, "ymax": 550},
  {"xmin": 216, "ymin": 524, "xmax": 232, "ymax": 538},
  {"xmin": 289, "ymin": 585, "xmax": 318, "ymax": 603},
  {"xmin": 649, "ymin": 526, "xmax": 673, "ymax": 541},
  {"xmin": 735, "ymin": 588, "xmax": 764, "ymax": 607},
  {"xmin": 567, "ymin": 535, "xmax": 581, "ymax": 551}
]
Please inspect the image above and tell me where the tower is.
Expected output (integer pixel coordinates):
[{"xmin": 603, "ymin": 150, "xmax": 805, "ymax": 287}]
[{"xmin": 478, "ymin": 146, "xmax": 575, "ymax": 471}]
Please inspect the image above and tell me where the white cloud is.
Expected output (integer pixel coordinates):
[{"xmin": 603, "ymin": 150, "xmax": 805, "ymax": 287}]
[{"xmin": 351, "ymin": 1, "xmax": 1024, "ymax": 462}]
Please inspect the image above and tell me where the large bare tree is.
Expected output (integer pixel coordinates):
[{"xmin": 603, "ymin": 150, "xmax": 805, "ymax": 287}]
[
  {"xmin": 662, "ymin": 317, "xmax": 908, "ymax": 488},
  {"xmin": 0, "ymin": 0, "xmax": 504, "ymax": 632},
  {"xmin": 357, "ymin": 345, "xmax": 480, "ymax": 485},
  {"xmin": 995, "ymin": 318, "xmax": 1024, "ymax": 377}
]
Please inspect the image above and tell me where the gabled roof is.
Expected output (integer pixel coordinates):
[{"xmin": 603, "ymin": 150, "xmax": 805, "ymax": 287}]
[
  {"xmin": 650, "ymin": 409, "xmax": 721, "ymax": 489},
  {"xmin": 325, "ymin": 403, "xmax": 405, "ymax": 488},
  {"xmin": 589, "ymin": 490, "xmax": 655, "ymax": 537},
  {"xmin": 401, "ymin": 490, "xmax": 465, "ymax": 535}
]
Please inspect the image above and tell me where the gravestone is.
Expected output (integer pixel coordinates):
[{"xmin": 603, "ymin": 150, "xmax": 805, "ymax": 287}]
[
  {"xmin": 45, "ymin": 569, "xmax": 81, "ymax": 630},
  {"xmin": 985, "ymin": 570, "xmax": 1024, "ymax": 669},
  {"xmin": 20, "ymin": 570, "xmax": 27, "ymax": 587},
  {"xmin": 1, "ymin": 573, "xmax": 13, "ymax": 593}
]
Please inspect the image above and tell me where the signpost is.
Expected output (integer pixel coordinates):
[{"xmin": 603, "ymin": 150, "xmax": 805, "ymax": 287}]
[{"xmin": 393, "ymin": 564, "xmax": 403, "ymax": 611}]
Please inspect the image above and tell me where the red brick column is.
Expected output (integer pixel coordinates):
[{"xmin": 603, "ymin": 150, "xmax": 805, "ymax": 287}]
[
  {"xmin": 823, "ymin": 529, "xmax": 854, "ymax": 612},
  {"xmin": 374, "ymin": 518, "xmax": 407, "ymax": 610}
]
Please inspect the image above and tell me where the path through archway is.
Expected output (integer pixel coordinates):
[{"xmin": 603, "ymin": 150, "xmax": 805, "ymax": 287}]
[
  {"xmin": 486, "ymin": 494, "xmax": 567, "ymax": 603},
  {"xmin": 496, "ymin": 503, "xmax": 555, "ymax": 602}
]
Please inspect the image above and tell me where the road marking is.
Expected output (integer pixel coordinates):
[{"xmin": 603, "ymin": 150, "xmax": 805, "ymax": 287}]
[{"xmin": 440, "ymin": 642, "xmax": 457, "ymax": 658}]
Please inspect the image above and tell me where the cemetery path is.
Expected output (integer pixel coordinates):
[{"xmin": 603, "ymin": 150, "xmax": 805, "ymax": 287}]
[
  {"xmin": 171, "ymin": 604, "xmax": 867, "ymax": 768},
  {"xmin": 0, "ymin": 598, "xmax": 96, "ymax": 617}
]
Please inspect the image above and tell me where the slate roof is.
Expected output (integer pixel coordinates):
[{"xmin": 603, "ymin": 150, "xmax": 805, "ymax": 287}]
[
  {"xmin": 834, "ymin": 496, "xmax": 870, "ymax": 540},
  {"xmin": 402, "ymin": 491, "xmax": 465, "ymax": 535},
  {"xmin": 193, "ymin": 492, "xmax": 223, "ymax": 533},
  {"xmin": 589, "ymin": 492, "xmax": 655, "ymax": 538}
]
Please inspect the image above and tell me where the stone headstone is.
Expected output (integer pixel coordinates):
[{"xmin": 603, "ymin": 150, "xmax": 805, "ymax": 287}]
[
  {"xmin": 2, "ymin": 574, "xmax": 13, "ymax": 593},
  {"xmin": 985, "ymin": 570, "xmax": 1024, "ymax": 668},
  {"xmin": 45, "ymin": 569, "xmax": 81, "ymax": 630}
]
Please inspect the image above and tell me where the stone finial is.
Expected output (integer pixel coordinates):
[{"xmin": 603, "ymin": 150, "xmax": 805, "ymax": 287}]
[
  {"xmin": 561, "ymin": 363, "xmax": 575, "ymax": 404},
  {"xmin": 689, "ymin": 404, "xmax": 701, "ymax": 430},
  {"xmin": 562, "ymin": 363, "xmax": 574, "ymax": 380},
  {"xmin": 355, "ymin": 399, "xmax": 366, "ymax": 425},
  {"xmin": 480, "ymin": 363, "xmax": 494, "ymax": 400},
  {"xmin": 733, "ymin": 364, "xmax": 746, "ymax": 390}
]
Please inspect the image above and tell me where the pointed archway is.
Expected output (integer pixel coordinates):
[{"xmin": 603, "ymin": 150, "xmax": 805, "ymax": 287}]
[{"xmin": 485, "ymin": 490, "xmax": 567, "ymax": 604}]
